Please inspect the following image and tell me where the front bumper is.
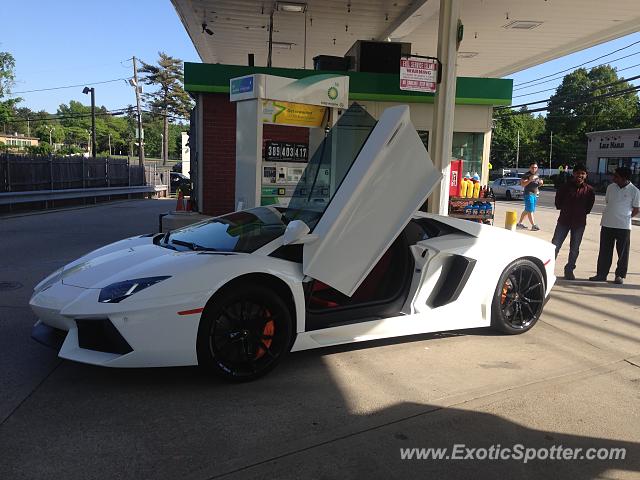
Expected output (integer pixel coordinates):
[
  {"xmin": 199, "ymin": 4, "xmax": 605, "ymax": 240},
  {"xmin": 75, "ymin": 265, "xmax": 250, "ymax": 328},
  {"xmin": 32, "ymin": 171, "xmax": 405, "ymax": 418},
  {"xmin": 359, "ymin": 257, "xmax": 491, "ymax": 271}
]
[
  {"xmin": 29, "ymin": 281, "xmax": 208, "ymax": 368},
  {"xmin": 31, "ymin": 321, "xmax": 66, "ymax": 350}
]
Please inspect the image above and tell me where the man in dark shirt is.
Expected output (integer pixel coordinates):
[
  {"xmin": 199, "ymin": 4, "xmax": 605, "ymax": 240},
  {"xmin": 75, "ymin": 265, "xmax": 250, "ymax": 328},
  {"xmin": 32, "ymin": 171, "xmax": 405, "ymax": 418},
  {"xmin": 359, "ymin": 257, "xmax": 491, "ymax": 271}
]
[{"xmin": 551, "ymin": 164, "xmax": 595, "ymax": 280}]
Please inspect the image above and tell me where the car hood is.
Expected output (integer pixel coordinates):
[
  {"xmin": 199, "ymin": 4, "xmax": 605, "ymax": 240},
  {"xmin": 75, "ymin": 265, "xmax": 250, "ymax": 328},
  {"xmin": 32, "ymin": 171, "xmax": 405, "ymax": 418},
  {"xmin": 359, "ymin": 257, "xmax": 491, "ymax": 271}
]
[{"xmin": 58, "ymin": 235, "xmax": 206, "ymax": 289}]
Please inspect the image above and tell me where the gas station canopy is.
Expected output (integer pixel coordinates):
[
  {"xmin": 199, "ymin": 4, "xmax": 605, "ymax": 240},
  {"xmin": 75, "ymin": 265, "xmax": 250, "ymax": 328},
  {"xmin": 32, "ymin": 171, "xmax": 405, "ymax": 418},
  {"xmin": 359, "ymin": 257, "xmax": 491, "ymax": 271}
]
[{"xmin": 171, "ymin": 0, "xmax": 640, "ymax": 77}]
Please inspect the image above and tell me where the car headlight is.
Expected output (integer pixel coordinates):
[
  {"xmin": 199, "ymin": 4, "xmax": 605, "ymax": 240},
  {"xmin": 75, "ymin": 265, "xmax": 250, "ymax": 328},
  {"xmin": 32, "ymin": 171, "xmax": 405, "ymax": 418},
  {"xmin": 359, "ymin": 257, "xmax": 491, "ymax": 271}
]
[{"xmin": 98, "ymin": 276, "xmax": 171, "ymax": 303}]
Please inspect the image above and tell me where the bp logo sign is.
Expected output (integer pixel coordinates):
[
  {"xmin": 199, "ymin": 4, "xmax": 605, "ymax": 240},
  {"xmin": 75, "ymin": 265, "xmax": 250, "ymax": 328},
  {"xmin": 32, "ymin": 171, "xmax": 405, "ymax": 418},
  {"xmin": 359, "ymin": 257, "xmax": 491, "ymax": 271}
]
[{"xmin": 327, "ymin": 86, "xmax": 339, "ymax": 100}]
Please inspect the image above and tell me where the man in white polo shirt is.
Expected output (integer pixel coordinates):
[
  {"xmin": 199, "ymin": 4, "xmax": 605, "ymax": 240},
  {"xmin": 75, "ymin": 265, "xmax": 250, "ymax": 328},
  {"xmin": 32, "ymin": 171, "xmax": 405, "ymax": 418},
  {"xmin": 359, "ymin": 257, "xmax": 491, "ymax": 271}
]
[{"xmin": 589, "ymin": 167, "xmax": 640, "ymax": 285}]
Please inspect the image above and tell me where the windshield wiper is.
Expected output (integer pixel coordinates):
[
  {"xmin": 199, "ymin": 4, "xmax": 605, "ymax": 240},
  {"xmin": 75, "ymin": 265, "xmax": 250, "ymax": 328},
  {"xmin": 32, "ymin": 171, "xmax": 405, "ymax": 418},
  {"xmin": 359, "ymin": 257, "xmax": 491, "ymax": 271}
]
[{"xmin": 170, "ymin": 239, "xmax": 216, "ymax": 251}]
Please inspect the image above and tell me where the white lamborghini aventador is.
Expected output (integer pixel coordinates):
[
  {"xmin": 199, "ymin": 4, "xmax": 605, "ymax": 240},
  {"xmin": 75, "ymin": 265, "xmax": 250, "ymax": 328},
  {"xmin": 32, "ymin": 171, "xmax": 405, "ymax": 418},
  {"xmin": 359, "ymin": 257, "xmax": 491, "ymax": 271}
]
[{"xmin": 30, "ymin": 104, "xmax": 556, "ymax": 380}]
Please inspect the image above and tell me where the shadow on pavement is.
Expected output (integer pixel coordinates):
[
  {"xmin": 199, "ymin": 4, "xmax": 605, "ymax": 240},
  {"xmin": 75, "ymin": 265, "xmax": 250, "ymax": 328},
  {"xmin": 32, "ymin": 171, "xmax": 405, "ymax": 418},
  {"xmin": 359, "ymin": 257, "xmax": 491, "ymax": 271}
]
[{"xmin": 0, "ymin": 354, "xmax": 637, "ymax": 480}]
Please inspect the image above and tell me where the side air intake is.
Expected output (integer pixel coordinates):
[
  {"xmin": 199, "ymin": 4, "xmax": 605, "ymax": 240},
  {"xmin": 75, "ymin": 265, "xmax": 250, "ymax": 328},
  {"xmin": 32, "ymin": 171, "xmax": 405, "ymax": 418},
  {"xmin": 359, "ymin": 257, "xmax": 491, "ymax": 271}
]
[{"xmin": 428, "ymin": 255, "xmax": 476, "ymax": 308}]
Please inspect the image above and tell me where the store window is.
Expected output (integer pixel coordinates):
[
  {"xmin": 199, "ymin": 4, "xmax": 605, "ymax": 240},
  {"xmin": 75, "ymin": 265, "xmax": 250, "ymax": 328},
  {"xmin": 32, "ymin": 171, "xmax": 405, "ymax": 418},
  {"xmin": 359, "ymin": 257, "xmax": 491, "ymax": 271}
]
[
  {"xmin": 452, "ymin": 132, "xmax": 484, "ymax": 176},
  {"xmin": 599, "ymin": 157, "xmax": 637, "ymax": 174}
]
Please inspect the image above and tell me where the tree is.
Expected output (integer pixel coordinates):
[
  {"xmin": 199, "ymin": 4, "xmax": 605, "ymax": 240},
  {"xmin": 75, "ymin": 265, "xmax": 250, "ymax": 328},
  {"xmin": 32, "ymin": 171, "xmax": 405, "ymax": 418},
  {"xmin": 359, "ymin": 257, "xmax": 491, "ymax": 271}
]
[
  {"xmin": 0, "ymin": 52, "xmax": 15, "ymax": 97},
  {"xmin": 491, "ymin": 107, "xmax": 546, "ymax": 171},
  {"xmin": 139, "ymin": 52, "xmax": 193, "ymax": 164},
  {"xmin": 546, "ymin": 65, "xmax": 640, "ymax": 164},
  {"xmin": 0, "ymin": 51, "xmax": 21, "ymax": 127}
]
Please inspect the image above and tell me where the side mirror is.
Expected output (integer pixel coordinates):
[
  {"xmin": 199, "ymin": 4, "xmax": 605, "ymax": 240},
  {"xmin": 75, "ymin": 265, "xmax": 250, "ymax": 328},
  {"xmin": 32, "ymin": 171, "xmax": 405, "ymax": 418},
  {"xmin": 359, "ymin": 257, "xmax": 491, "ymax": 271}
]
[{"xmin": 283, "ymin": 220, "xmax": 318, "ymax": 245}]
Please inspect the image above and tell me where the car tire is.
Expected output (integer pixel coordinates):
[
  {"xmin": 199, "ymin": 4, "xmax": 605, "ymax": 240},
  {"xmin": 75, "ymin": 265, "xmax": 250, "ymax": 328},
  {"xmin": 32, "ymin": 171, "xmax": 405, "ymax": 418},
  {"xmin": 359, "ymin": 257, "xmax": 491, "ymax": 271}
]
[
  {"xmin": 506, "ymin": 190, "xmax": 512, "ymax": 200},
  {"xmin": 491, "ymin": 259, "xmax": 545, "ymax": 335},
  {"xmin": 197, "ymin": 284, "xmax": 294, "ymax": 381}
]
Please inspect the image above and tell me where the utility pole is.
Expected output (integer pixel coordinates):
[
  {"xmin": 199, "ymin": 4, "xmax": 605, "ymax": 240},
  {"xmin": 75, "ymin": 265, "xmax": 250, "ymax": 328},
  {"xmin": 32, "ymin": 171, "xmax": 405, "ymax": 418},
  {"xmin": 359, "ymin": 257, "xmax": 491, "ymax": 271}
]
[
  {"xmin": 27, "ymin": 118, "xmax": 30, "ymax": 137},
  {"xmin": 108, "ymin": 133, "xmax": 112, "ymax": 156},
  {"xmin": 82, "ymin": 86, "xmax": 96, "ymax": 158},
  {"xmin": 516, "ymin": 129, "xmax": 520, "ymax": 171},
  {"xmin": 549, "ymin": 131, "xmax": 553, "ymax": 175},
  {"xmin": 132, "ymin": 56, "xmax": 145, "ymax": 170},
  {"xmin": 267, "ymin": 9, "xmax": 274, "ymax": 67}
]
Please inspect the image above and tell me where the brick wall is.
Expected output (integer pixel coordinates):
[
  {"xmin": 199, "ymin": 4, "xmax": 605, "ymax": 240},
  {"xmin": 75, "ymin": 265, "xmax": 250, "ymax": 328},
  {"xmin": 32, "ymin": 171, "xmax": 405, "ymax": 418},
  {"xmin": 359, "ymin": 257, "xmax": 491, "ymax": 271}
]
[
  {"xmin": 201, "ymin": 93, "xmax": 310, "ymax": 216},
  {"xmin": 202, "ymin": 93, "xmax": 236, "ymax": 216}
]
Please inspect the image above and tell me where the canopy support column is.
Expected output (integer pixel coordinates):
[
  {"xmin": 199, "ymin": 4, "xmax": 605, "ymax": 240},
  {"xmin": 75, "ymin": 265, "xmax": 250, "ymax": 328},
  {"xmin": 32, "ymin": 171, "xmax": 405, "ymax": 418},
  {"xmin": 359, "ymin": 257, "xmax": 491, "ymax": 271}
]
[{"xmin": 429, "ymin": 0, "xmax": 461, "ymax": 215}]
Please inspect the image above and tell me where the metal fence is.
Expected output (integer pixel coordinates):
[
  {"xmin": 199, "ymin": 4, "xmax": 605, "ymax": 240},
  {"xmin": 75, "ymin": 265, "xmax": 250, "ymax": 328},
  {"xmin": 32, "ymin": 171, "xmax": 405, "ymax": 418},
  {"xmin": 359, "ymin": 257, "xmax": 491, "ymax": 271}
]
[
  {"xmin": 143, "ymin": 162, "xmax": 173, "ymax": 189},
  {"xmin": 0, "ymin": 154, "xmax": 153, "ymax": 193}
]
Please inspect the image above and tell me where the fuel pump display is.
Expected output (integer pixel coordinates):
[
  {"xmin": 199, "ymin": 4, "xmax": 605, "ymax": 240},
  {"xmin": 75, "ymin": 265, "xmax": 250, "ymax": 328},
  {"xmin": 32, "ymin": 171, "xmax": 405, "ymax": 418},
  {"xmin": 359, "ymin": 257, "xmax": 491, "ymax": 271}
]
[{"xmin": 261, "ymin": 140, "xmax": 310, "ymax": 206}]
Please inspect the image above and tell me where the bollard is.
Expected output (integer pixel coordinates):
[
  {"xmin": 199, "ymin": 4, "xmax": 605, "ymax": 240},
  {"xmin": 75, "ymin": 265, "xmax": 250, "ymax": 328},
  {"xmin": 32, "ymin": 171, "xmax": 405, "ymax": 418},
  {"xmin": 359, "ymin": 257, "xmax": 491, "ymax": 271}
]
[{"xmin": 505, "ymin": 210, "xmax": 517, "ymax": 231}]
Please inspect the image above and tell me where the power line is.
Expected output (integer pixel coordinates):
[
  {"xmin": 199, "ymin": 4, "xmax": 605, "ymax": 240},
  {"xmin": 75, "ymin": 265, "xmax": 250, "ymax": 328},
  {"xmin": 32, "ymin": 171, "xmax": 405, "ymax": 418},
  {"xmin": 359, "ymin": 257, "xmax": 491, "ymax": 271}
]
[
  {"xmin": 513, "ymin": 50, "xmax": 640, "ymax": 92},
  {"xmin": 4, "ymin": 108, "xmax": 189, "ymax": 125},
  {"xmin": 512, "ymin": 62, "xmax": 640, "ymax": 99},
  {"xmin": 500, "ymin": 85, "xmax": 640, "ymax": 116},
  {"xmin": 3, "ymin": 108, "xmax": 132, "ymax": 124},
  {"xmin": 513, "ymin": 39, "xmax": 640, "ymax": 87},
  {"xmin": 8, "ymin": 78, "xmax": 132, "ymax": 95},
  {"xmin": 499, "ymin": 73, "xmax": 640, "ymax": 111},
  {"xmin": 513, "ymin": 52, "xmax": 640, "ymax": 92}
]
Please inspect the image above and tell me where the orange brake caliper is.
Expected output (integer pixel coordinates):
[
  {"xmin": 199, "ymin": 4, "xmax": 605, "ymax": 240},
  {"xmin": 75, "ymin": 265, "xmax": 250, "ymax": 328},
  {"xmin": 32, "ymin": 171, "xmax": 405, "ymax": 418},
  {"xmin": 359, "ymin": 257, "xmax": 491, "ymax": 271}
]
[
  {"xmin": 255, "ymin": 312, "xmax": 275, "ymax": 360},
  {"xmin": 501, "ymin": 283, "xmax": 510, "ymax": 304}
]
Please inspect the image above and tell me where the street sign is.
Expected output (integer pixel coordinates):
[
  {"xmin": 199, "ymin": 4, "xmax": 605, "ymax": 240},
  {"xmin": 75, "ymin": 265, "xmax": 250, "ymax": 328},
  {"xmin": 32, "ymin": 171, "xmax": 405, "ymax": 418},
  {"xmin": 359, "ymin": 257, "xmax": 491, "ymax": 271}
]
[{"xmin": 400, "ymin": 56, "xmax": 439, "ymax": 93}]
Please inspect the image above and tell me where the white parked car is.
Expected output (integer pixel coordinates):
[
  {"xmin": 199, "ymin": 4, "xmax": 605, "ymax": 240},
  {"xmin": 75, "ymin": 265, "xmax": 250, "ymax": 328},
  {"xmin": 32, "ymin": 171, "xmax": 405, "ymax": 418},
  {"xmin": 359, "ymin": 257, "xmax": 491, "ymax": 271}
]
[
  {"xmin": 492, "ymin": 177, "xmax": 525, "ymax": 200},
  {"xmin": 30, "ymin": 105, "xmax": 556, "ymax": 381}
]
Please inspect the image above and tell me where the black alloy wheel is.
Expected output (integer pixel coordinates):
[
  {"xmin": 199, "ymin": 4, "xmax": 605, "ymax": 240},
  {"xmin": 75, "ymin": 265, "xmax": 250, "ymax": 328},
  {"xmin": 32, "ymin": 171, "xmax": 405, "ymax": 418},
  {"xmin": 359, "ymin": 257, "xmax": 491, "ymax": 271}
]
[
  {"xmin": 491, "ymin": 259, "xmax": 545, "ymax": 334},
  {"xmin": 197, "ymin": 284, "xmax": 293, "ymax": 381}
]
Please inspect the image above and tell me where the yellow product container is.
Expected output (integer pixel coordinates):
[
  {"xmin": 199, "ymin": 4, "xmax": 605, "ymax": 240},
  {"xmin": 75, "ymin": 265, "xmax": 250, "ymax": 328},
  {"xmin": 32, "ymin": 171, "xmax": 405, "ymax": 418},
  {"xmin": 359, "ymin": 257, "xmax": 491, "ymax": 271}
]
[
  {"xmin": 459, "ymin": 179, "xmax": 468, "ymax": 197},
  {"xmin": 466, "ymin": 180, "xmax": 474, "ymax": 198},
  {"xmin": 505, "ymin": 210, "xmax": 517, "ymax": 231},
  {"xmin": 472, "ymin": 182, "xmax": 481, "ymax": 198}
]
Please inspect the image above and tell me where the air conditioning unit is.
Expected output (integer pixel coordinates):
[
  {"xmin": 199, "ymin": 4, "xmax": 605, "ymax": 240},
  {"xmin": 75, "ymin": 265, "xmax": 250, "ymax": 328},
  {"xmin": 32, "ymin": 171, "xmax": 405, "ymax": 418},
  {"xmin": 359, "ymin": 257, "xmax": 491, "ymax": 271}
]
[{"xmin": 345, "ymin": 40, "xmax": 412, "ymax": 74}]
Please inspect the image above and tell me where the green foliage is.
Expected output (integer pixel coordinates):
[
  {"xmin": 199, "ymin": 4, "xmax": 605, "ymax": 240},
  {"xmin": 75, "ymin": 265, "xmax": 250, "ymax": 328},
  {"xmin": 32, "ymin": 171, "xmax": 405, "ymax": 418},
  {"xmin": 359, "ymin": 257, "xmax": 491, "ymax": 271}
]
[
  {"xmin": 491, "ymin": 107, "xmax": 546, "ymax": 170},
  {"xmin": 0, "ymin": 51, "xmax": 21, "ymax": 125},
  {"xmin": 1, "ymin": 50, "xmax": 189, "ymax": 160},
  {"xmin": 0, "ymin": 51, "xmax": 16, "ymax": 97},
  {"xmin": 545, "ymin": 65, "xmax": 640, "ymax": 163},
  {"xmin": 492, "ymin": 65, "xmax": 640, "ymax": 170},
  {"xmin": 57, "ymin": 144, "xmax": 83, "ymax": 155},
  {"xmin": 27, "ymin": 143, "xmax": 52, "ymax": 155},
  {"xmin": 140, "ymin": 52, "xmax": 193, "ymax": 163}
]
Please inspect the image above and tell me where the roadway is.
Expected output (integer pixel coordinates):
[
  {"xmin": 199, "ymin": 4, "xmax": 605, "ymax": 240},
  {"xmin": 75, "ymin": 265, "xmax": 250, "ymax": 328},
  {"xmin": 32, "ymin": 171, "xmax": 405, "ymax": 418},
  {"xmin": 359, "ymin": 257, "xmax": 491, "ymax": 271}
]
[{"xmin": 495, "ymin": 189, "xmax": 606, "ymax": 216}]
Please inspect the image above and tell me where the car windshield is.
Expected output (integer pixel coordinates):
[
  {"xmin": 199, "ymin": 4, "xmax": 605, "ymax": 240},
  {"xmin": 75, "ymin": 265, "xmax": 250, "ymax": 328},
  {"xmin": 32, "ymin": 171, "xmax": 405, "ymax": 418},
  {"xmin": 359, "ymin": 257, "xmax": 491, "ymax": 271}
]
[
  {"xmin": 162, "ymin": 104, "xmax": 378, "ymax": 253},
  {"xmin": 163, "ymin": 207, "xmax": 287, "ymax": 253},
  {"xmin": 282, "ymin": 103, "xmax": 377, "ymax": 230},
  {"xmin": 504, "ymin": 179, "xmax": 520, "ymax": 186}
]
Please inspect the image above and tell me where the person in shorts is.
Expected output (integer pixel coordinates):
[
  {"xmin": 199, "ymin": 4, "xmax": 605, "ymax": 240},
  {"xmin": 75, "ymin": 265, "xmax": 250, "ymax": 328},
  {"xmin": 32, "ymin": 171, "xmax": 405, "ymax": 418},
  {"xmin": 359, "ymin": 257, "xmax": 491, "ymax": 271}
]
[{"xmin": 517, "ymin": 162, "xmax": 544, "ymax": 231}]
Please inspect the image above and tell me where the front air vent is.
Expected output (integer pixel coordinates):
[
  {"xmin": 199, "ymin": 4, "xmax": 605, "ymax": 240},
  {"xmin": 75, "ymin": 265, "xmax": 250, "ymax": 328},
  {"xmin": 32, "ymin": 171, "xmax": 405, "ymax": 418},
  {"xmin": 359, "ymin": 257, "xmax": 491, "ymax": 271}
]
[
  {"xmin": 503, "ymin": 20, "xmax": 543, "ymax": 30},
  {"xmin": 76, "ymin": 319, "xmax": 133, "ymax": 355}
]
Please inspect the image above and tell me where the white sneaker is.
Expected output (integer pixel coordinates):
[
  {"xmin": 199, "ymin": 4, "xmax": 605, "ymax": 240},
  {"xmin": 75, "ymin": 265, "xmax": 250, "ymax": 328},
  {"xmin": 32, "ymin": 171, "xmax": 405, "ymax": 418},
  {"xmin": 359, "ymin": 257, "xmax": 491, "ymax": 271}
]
[
  {"xmin": 531, "ymin": 225, "xmax": 540, "ymax": 231},
  {"xmin": 516, "ymin": 223, "xmax": 527, "ymax": 230}
]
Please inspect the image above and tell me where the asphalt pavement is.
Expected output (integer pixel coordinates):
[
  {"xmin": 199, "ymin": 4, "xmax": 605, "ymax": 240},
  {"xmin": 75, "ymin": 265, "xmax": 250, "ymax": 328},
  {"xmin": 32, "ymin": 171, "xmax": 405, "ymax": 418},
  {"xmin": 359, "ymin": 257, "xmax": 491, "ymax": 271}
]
[
  {"xmin": 497, "ymin": 189, "xmax": 607, "ymax": 215},
  {"xmin": 0, "ymin": 199, "xmax": 639, "ymax": 480}
]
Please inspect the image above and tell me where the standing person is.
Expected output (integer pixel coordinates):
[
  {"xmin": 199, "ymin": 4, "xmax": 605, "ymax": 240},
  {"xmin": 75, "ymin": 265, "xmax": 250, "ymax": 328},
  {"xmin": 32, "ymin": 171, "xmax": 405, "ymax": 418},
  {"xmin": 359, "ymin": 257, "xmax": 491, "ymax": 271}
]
[
  {"xmin": 517, "ymin": 162, "xmax": 544, "ymax": 231},
  {"xmin": 551, "ymin": 164, "xmax": 595, "ymax": 280},
  {"xmin": 589, "ymin": 166, "xmax": 640, "ymax": 284}
]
